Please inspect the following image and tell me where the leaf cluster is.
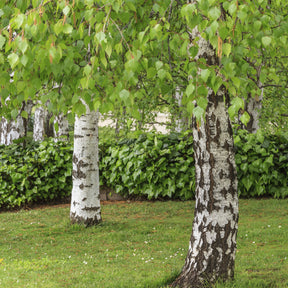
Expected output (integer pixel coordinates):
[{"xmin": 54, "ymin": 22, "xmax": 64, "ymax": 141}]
[
  {"xmin": 101, "ymin": 132, "xmax": 196, "ymax": 200},
  {"xmin": 235, "ymin": 130, "xmax": 288, "ymax": 198},
  {"xmin": 0, "ymin": 139, "xmax": 72, "ymax": 209}
]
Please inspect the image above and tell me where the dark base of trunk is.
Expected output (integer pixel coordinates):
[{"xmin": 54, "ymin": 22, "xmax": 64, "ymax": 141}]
[
  {"xmin": 171, "ymin": 272, "xmax": 232, "ymax": 288},
  {"xmin": 70, "ymin": 213, "xmax": 102, "ymax": 227}
]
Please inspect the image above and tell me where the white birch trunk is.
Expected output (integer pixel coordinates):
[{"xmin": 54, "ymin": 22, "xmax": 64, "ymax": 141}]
[
  {"xmin": 70, "ymin": 108, "xmax": 101, "ymax": 226},
  {"xmin": 33, "ymin": 106, "xmax": 46, "ymax": 142},
  {"xmin": 0, "ymin": 103, "xmax": 26, "ymax": 145},
  {"xmin": 241, "ymin": 91, "xmax": 263, "ymax": 133},
  {"xmin": 174, "ymin": 87, "xmax": 186, "ymax": 133},
  {"xmin": 172, "ymin": 7, "xmax": 239, "ymax": 287},
  {"xmin": 0, "ymin": 117, "xmax": 8, "ymax": 145},
  {"xmin": 54, "ymin": 113, "xmax": 69, "ymax": 142}
]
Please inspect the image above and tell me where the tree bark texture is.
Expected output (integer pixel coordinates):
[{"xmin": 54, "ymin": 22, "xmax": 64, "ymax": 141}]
[
  {"xmin": 174, "ymin": 87, "xmax": 187, "ymax": 133},
  {"xmin": 0, "ymin": 102, "xmax": 26, "ymax": 145},
  {"xmin": 172, "ymin": 89, "xmax": 239, "ymax": 288},
  {"xmin": 33, "ymin": 106, "xmax": 46, "ymax": 142},
  {"xmin": 239, "ymin": 92, "xmax": 263, "ymax": 133},
  {"xmin": 54, "ymin": 113, "xmax": 69, "ymax": 142},
  {"xmin": 172, "ymin": 7, "xmax": 239, "ymax": 287},
  {"xmin": 70, "ymin": 108, "xmax": 102, "ymax": 226}
]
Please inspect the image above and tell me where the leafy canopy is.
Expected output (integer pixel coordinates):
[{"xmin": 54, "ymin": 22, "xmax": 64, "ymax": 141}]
[{"xmin": 0, "ymin": 0, "xmax": 287, "ymax": 123}]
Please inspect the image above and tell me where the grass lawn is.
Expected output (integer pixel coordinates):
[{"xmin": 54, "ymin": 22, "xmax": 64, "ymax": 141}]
[{"xmin": 0, "ymin": 199, "xmax": 288, "ymax": 288}]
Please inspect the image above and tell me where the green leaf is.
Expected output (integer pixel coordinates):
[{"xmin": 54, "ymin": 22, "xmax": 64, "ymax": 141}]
[
  {"xmin": 0, "ymin": 35, "xmax": 6, "ymax": 50},
  {"xmin": 63, "ymin": 6, "xmax": 70, "ymax": 16},
  {"xmin": 240, "ymin": 111, "xmax": 250, "ymax": 126},
  {"xmin": 54, "ymin": 21, "xmax": 63, "ymax": 35},
  {"xmin": 8, "ymin": 53, "xmax": 19, "ymax": 69},
  {"xmin": 186, "ymin": 83, "xmax": 195, "ymax": 97},
  {"xmin": 262, "ymin": 36, "xmax": 272, "ymax": 47},
  {"xmin": 228, "ymin": 97, "xmax": 244, "ymax": 119},
  {"xmin": 181, "ymin": 3, "xmax": 196, "ymax": 21},
  {"xmin": 12, "ymin": 14, "xmax": 25, "ymax": 29},
  {"xmin": 95, "ymin": 32, "xmax": 106, "ymax": 43},
  {"xmin": 197, "ymin": 97, "xmax": 208, "ymax": 111},
  {"xmin": 83, "ymin": 65, "xmax": 92, "ymax": 76},
  {"xmin": 157, "ymin": 69, "xmax": 166, "ymax": 80},
  {"xmin": 120, "ymin": 89, "xmax": 130, "ymax": 102},
  {"xmin": 63, "ymin": 24, "xmax": 73, "ymax": 34},
  {"xmin": 193, "ymin": 106, "xmax": 205, "ymax": 122},
  {"xmin": 18, "ymin": 39, "xmax": 29, "ymax": 54},
  {"xmin": 200, "ymin": 69, "xmax": 210, "ymax": 82},
  {"xmin": 105, "ymin": 44, "xmax": 112, "ymax": 58},
  {"xmin": 208, "ymin": 7, "xmax": 221, "ymax": 20},
  {"xmin": 228, "ymin": 2, "xmax": 237, "ymax": 15},
  {"xmin": 222, "ymin": 43, "xmax": 231, "ymax": 57},
  {"xmin": 155, "ymin": 61, "xmax": 163, "ymax": 70}
]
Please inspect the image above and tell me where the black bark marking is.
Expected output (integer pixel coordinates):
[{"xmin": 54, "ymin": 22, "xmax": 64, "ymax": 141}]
[
  {"xmin": 74, "ymin": 134, "xmax": 84, "ymax": 139},
  {"xmin": 72, "ymin": 155, "xmax": 88, "ymax": 179},
  {"xmin": 82, "ymin": 206, "xmax": 100, "ymax": 212},
  {"xmin": 70, "ymin": 212, "xmax": 102, "ymax": 227}
]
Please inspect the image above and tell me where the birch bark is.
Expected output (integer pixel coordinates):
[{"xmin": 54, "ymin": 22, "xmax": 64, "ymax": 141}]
[
  {"xmin": 0, "ymin": 102, "xmax": 26, "ymax": 145},
  {"xmin": 33, "ymin": 105, "xmax": 46, "ymax": 142},
  {"xmin": 239, "ymin": 92, "xmax": 263, "ymax": 133},
  {"xmin": 54, "ymin": 113, "xmax": 69, "ymax": 142},
  {"xmin": 172, "ymin": 7, "xmax": 239, "ymax": 287},
  {"xmin": 70, "ymin": 107, "xmax": 101, "ymax": 226},
  {"xmin": 174, "ymin": 87, "xmax": 187, "ymax": 133}
]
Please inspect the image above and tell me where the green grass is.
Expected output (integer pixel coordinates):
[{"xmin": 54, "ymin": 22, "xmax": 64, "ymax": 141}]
[{"xmin": 0, "ymin": 199, "xmax": 288, "ymax": 288}]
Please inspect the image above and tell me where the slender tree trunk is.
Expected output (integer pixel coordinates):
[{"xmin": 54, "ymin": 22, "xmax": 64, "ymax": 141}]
[
  {"xmin": 239, "ymin": 91, "xmax": 263, "ymax": 133},
  {"xmin": 0, "ymin": 117, "xmax": 8, "ymax": 145},
  {"xmin": 70, "ymin": 108, "xmax": 101, "ymax": 226},
  {"xmin": 33, "ymin": 105, "xmax": 46, "ymax": 141},
  {"xmin": 54, "ymin": 113, "xmax": 69, "ymax": 142},
  {"xmin": 0, "ymin": 102, "xmax": 26, "ymax": 145},
  {"xmin": 24, "ymin": 100, "xmax": 33, "ymax": 135},
  {"xmin": 174, "ymin": 87, "xmax": 187, "ymax": 133},
  {"xmin": 172, "ymin": 6, "xmax": 239, "ymax": 287}
]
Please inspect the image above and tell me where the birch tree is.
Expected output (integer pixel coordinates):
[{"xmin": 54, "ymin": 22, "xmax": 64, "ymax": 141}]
[
  {"xmin": 1, "ymin": 0, "xmax": 287, "ymax": 285},
  {"xmin": 70, "ymin": 107, "xmax": 101, "ymax": 226},
  {"xmin": 171, "ymin": 14, "xmax": 239, "ymax": 288},
  {"xmin": 33, "ymin": 105, "xmax": 46, "ymax": 142}
]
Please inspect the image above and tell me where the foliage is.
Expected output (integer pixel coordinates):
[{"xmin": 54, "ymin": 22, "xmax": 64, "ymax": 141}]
[
  {"xmin": 0, "ymin": 130, "xmax": 288, "ymax": 209},
  {"xmin": 101, "ymin": 132, "xmax": 195, "ymax": 200},
  {"xmin": 235, "ymin": 130, "xmax": 288, "ymax": 198},
  {"xmin": 0, "ymin": 199, "xmax": 288, "ymax": 287},
  {"xmin": 0, "ymin": 139, "xmax": 72, "ymax": 208}
]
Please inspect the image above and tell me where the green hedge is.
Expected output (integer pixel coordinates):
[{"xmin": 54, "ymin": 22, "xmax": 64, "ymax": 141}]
[
  {"xmin": 0, "ymin": 130, "xmax": 287, "ymax": 209},
  {"xmin": 235, "ymin": 130, "xmax": 288, "ymax": 198},
  {"xmin": 100, "ymin": 132, "xmax": 195, "ymax": 200},
  {"xmin": 0, "ymin": 140, "xmax": 73, "ymax": 209}
]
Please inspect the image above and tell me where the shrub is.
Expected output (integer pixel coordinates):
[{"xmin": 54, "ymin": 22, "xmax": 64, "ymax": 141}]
[
  {"xmin": 235, "ymin": 129, "xmax": 288, "ymax": 198},
  {"xmin": 100, "ymin": 132, "xmax": 195, "ymax": 200},
  {"xmin": 0, "ymin": 130, "xmax": 287, "ymax": 209},
  {"xmin": 0, "ymin": 139, "xmax": 73, "ymax": 209}
]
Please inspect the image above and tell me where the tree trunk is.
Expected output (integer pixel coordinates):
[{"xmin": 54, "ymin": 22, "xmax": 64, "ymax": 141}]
[
  {"xmin": 172, "ymin": 89, "xmax": 239, "ymax": 288},
  {"xmin": 0, "ymin": 103, "xmax": 26, "ymax": 145},
  {"xmin": 239, "ymin": 91, "xmax": 263, "ymax": 133},
  {"xmin": 33, "ymin": 105, "xmax": 46, "ymax": 142},
  {"xmin": 54, "ymin": 113, "xmax": 69, "ymax": 142},
  {"xmin": 0, "ymin": 117, "xmax": 8, "ymax": 145},
  {"xmin": 172, "ymin": 7, "xmax": 239, "ymax": 287},
  {"xmin": 70, "ymin": 108, "xmax": 102, "ymax": 226},
  {"xmin": 174, "ymin": 87, "xmax": 187, "ymax": 133}
]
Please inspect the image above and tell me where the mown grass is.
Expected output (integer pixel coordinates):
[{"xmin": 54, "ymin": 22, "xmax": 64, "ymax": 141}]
[{"xmin": 0, "ymin": 199, "xmax": 287, "ymax": 288}]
